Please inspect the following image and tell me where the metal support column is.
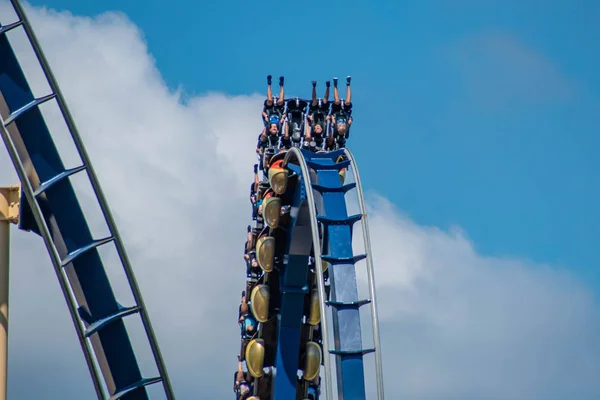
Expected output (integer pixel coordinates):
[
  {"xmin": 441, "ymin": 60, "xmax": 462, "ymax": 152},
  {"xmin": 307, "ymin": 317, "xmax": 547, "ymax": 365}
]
[{"xmin": 0, "ymin": 184, "xmax": 20, "ymax": 400}]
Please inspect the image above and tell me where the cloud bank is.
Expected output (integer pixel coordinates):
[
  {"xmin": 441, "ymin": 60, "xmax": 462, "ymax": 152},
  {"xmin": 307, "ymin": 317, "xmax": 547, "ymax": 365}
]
[{"xmin": 1, "ymin": 2, "xmax": 599, "ymax": 399}]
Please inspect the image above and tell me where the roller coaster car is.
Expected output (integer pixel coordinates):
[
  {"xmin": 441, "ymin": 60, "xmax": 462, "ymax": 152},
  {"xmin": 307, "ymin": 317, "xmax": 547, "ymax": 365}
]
[
  {"xmin": 300, "ymin": 322, "xmax": 318, "ymax": 346},
  {"xmin": 239, "ymin": 338, "xmax": 250, "ymax": 362},
  {"xmin": 305, "ymin": 100, "xmax": 329, "ymax": 150},
  {"xmin": 311, "ymin": 323, "xmax": 323, "ymax": 345},
  {"xmin": 256, "ymin": 234, "xmax": 275, "ymax": 273},
  {"xmin": 305, "ymin": 134, "xmax": 326, "ymax": 153},
  {"xmin": 246, "ymin": 278, "xmax": 258, "ymax": 298},
  {"xmin": 285, "ymin": 98, "xmax": 308, "ymax": 145},
  {"xmin": 246, "ymin": 256, "xmax": 262, "ymax": 279},
  {"xmin": 295, "ymin": 378, "xmax": 319, "ymax": 400},
  {"xmin": 267, "ymin": 152, "xmax": 289, "ymax": 195},
  {"xmin": 330, "ymin": 104, "xmax": 352, "ymax": 147},
  {"xmin": 246, "ymin": 268, "xmax": 261, "ymax": 280},
  {"xmin": 250, "ymin": 284, "xmax": 270, "ymax": 323},
  {"xmin": 262, "ymin": 147, "xmax": 277, "ymax": 172},
  {"xmin": 233, "ymin": 370, "xmax": 254, "ymax": 395},
  {"xmin": 245, "ymin": 338, "xmax": 266, "ymax": 378},
  {"xmin": 334, "ymin": 135, "xmax": 347, "ymax": 150},
  {"xmin": 300, "ymin": 341, "xmax": 322, "ymax": 382},
  {"xmin": 264, "ymin": 100, "xmax": 285, "ymax": 125},
  {"xmin": 256, "ymin": 373, "xmax": 273, "ymax": 400},
  {"xmin": 306, "ymin": 381, "xmax": 320, "ymax": 400},
  {"xmin": 261, "ymin": 316, "xmax": 278, "ymax": 366},
  {"xmin": 309, "ymin": 98, "xmax": 329, "ymax": 122}
]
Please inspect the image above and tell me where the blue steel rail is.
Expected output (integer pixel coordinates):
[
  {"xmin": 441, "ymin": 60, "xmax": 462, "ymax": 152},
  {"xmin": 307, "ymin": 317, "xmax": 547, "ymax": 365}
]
[
  {"xmin": 246, "ymin": 145, "xmax": 383, "ymax": 399},
  {"xmin": 0, "ymin": 1, "xmax": 173, "ymax": 399},
  {"xmin": 283, "ymin": 148, "xmax": 384, "ymax": 399}
]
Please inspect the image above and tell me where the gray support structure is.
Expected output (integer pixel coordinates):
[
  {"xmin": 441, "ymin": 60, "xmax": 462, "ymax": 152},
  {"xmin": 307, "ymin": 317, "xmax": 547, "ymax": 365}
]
[{"xmin": 0, "ymin": 1, "xmax": 174, "ymax": 398}]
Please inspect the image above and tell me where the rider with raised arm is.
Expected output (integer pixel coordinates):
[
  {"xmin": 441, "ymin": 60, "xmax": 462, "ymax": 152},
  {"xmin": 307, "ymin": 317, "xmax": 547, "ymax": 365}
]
[
  {"xmin": 234, "ymin": 359, "xmax": 254, "ymax": 400},
  {"xmin": 328, "ymin": 76, "xmax": 353, "ymax": 147},
  {"xmin": 262, "ymin": 75, "xmax": 285, "ymax": 133},
  {"xmin": 305, "ymin": 80, "xmax": 331, "ymax": 148},
  {"xmin": 257, "ymin": 75, "xmax": 286, "ymax": 157},
  {"xmin": 239, "ymin": 291, "xmax": 257, "ymax": 338}
]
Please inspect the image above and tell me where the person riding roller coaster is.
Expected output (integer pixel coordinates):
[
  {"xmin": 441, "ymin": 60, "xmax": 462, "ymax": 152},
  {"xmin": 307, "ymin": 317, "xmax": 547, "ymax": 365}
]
[
  {"xmin": 305, "ymin": 80, "xmax": 331, "ymax": 149},
  {"xmin": 256, "ymin": 76, "xmax": 287, "ymax": 163},
  {"xmin": 307, "ymin": 375, "xmax": 320, "ymax": 400},
  {"xmin": 239, "ymin": 291, "xmax": 257, "ymax": 339},
  {"xmin": 328, "ymin": 76, "xmax": 352, "ymax": 147},
  {"xmin": 260, "ymin": 75, "xmax": 286, "ymax": 143},
  {"xmin": 257, "ymin": 76, "xmax": 288, "ymax": 165},
  {"xmin": 234, "ymin": 360, "xmax": 255, "ymax": 400},
  {"xmin": 285, "ymin": 96, "xmax": 309, "ymax": 146}
]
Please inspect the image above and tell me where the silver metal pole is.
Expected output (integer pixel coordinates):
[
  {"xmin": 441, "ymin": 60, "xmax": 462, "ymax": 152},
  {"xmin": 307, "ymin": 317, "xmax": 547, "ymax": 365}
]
[{"xmin": 344, "ymin": 149, "xmax": 385, "ymax": 399}]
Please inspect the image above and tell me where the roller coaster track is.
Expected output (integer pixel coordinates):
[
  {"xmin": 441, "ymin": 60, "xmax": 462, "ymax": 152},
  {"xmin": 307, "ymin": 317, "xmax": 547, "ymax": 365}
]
[
  {"xmin": 241, "ymin": 146, "xmax": 384, "ymax": 399},
  {"xmin": 287, "ymin": 147, "xmax": 384, "ymax": 399},
  {"xmin": 0, "ymin": 1, "xmax": 173, "ymax": 399},
  {"xmin": 1, "ymin": 1, "xmax": 384, "ymax": 398}
]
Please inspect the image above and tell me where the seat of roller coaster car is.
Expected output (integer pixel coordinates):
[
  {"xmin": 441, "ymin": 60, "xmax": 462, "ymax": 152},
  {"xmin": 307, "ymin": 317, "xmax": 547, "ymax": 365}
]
[
  {"xmin": 337, "ymin": 99, "xmax": 352, "ymax": 112},
  {"xmin": 286, "ymin": 98, "xmax": 308, "ymax": 110},
  {"xmin": 258, "ymin": 224, "xmax": 271, "ymax": 239},
  {"xmin": 310, "ymin": 99, "xmax": 329, "ymax": 112},
  {"xmin": 286, "ymin": 101, "xmax": 307, "ymax": 140},
  {"xmin": 311, "ymin": 110, "xmax": 326, "ymax": 124},
  {"xmin": 262, "ymin": 153, "xmax": 274, "ymax": 172},
  {"xmin": 267, "ymin": 137, "xmax": 279, "ymax": 149},
  {"xmin": 268, "ymin": 150, "xmax": 286, "ymax": 166},
  {"xmin": 305, "ymin": 135, "xmax": 325, "ymax": 151}
]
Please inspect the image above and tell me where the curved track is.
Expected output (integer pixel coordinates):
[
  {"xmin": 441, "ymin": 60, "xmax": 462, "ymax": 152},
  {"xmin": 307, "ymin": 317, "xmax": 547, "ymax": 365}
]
[
  {"xmin": 1, "ymin": 1, "xmax": 173, "ymax": 398},
  {"xmin": 2, "ymin": 2, "xmax": 384, "ymax": 398},
  {"xmin": 239, "ymin": 146, "xmax": 384, "ymax": 399}
]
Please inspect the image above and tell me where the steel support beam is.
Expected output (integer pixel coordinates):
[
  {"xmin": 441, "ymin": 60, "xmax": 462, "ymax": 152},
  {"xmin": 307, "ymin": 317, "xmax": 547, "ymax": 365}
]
[{"xmin": 0, "ymin": 184, "xmax": 20, "ymax": 400}]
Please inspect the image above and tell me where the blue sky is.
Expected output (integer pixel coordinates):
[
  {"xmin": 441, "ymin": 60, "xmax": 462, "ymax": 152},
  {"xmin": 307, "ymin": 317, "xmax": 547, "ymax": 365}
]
[
  {"xmin": 4, "ymin": 2, "xmax": 600, "ymax": 398},
  {"xmin": 26, "ymin": 0, "xmax": 600, "ymax": 287}
]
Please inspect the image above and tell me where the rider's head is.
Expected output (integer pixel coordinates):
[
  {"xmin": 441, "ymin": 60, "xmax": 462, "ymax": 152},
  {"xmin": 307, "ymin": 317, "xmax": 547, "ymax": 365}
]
[
  {"xmin": 240, "ymin": 386, "xmax": 250, "ymax": 397},
  {"xmin": 336, "ymin": 122, "xmax": 348, "ymax": 135},
  {"xmin": 269, "ymin": 114, "xmax": 280, "ymax": 125},
  {"xmin": 313, "ymin": 124, "xmax": 323, "ymax": 135},
  {"xmin": 269, "ymin": 123, "xmax": 279, "ymax": 134}
]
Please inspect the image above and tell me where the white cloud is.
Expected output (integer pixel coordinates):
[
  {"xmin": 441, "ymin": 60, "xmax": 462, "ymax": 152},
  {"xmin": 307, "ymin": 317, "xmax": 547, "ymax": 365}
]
[
  {"xmin": 366, "ymin": 196, "xmax": 600, "ymax": 399},
  {"xmin": 1, "ymin": 2, "xmax": 600, "ymax": 399}
]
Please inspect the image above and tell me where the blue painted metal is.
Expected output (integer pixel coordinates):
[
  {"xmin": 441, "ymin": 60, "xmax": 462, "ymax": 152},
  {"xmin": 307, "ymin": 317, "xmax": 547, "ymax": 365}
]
[
  {"xmin": 1, "ymin": 3, "xmax": 173, "ymax": 398},
  {"xmin": 272, "ymin": 169, "xmax": 312, "ymax": 399},
  {"xmin": 0, "ymin": 22, "xmax": 146, "ymax": 399},
  {"xmin": 305, "ymin": 151, "xmax": 369, "ymax": 400},
  {"xmin": 283, "ymin": 149, "xmax": 335, "ymax": 400},
  {"xmin": 268, "ymin": 148, "xmax": 377, "ymax": 399}
]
